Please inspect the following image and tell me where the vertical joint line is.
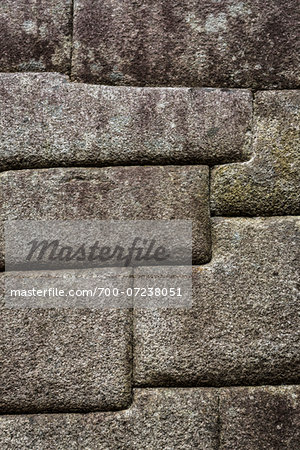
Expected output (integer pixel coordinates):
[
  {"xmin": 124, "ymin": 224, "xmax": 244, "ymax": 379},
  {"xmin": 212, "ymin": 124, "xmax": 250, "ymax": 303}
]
[
  {"xmin": 130, "ymin": 268, "xmax": 134, "ymax": 401},
  {"xmin": 250, "ymin": 89, "xmax": 255, "ymax": 155},
  {"xmin": 69, "ymin": 0, "xmax": 75, "ymax": 79},
  {"xmin": 216, "ymin": 391, "xmax": 221, "ymax": 450},
  {"xmin": 208, "ymin": 165, "xmax": 213, "ymax": 262}
]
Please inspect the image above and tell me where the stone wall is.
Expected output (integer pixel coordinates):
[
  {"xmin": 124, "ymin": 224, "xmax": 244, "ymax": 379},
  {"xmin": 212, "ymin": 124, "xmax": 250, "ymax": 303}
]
[{"xmin": 0, "ymin": 1, "xmax": 299, "ymax": 448}]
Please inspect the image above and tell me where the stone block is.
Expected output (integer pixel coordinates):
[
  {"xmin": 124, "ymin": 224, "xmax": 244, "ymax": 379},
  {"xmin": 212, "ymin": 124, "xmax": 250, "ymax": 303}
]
[
  {"xmin": 0, "ymin": 0, "xmax": 71, "ymax": 73},
  {"xmin": 219, "ymin": 385, "xmax": 300, "ymax": 449},
  {"xmin": 0, "ymin": 388, "xmax": 219, "ymax": 449},
  {"xmin": 72, "ymin": 0, "xmax": 300, "ymax": 88},
  {"xmin": 134, "ymin": 217, "xmax": 300, "ymax": 386},
  {"xmin": 0, "ymin": 269, "xmax": 132, "ymax": 413},
  {"xmin": 0, "ymin": 73, "xmax": 252, "ymax": 170},
  {"xmin": 211, "ymin": 91, "xmax": 300, "ymax": 215},
  {"xmin": 0, "ymin": 166, "xmax": 211, "ymax": 269}
]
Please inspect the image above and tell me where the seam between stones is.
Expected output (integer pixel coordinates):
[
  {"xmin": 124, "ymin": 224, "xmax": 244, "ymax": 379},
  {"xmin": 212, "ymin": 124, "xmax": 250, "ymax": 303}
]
[
  {"xmin": 208, "ymin": 165, "xmax": 213, "ymax": 263},
  {"xmin": 252, "ymin": 87, "xmax": 300, "ymax": 93},
  {"xmin": 209, "ymin": 88, "xmax": 254, "ymax": 177},
  {"xmin": 0, "ymin": 384, "xmax": 298, "ymax": 416},
  {"xmin": 0, "ymin": 158, "xmax": 258, "ymax": 173},
  {"xmin": 129, "ymin": 271, "xmax": 134, "ymax": 409},
  {"xmin": 216, "ymin": 391, "xmax": 221, "ymax": 450},
  {"xmin": 212, "ymin": 213, "xmax": 300, "ymax": 218},
  {"xmin": 129, "ymin": 309, "xmax": 134, "ymax": 407},
  {"xmin": 68, "ymin": 0, "xmax": 75, "ymax": 79},
  {"xmin": 131, "ymin": 272, "xmax": 137, "ymax": 401},
  {"xmin": 249, "ymin": 89, "xmax": 255, "ymax": 161},
  {"xmin": 133, "ymin": 380, "xmax": 300, "ymax": 389},
  {"xmin": 0, "ymin": 72, "xmax": 298, "ymax": 90}
]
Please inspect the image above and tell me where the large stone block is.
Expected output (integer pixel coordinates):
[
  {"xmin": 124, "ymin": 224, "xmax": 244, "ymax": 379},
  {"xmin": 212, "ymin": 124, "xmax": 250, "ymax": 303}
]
[
  {"xmin": 134, "ymin": 217, "xmax": 300, "ymax": 386},
  {"xmin": 72, "ymin": 0, "xmax": 300, "ymax": 88},
  {"xmin": 0, "ymin": 166, "xmax": 211, "ymax": 269},
  {"xmin": 0, "ymin": 73, "xmax": 252, "ymax": 170},
  {"xmin": 0, "ymin": 388, "xmax": 219, "ymax": 449},
  {"xmin": 0, "ymin": 269, "xmax": 132, "ymax": 413},
  {"xmin": 219, "ymin": 385, "xmax": 300, "ymax": 449},
  {"xmin": 211, "ymin": 91, "xmax": 300, "ymax": 215},
  {"xmin": 0, "ymin": 1, "xmax": 71, "ymax": 73}
]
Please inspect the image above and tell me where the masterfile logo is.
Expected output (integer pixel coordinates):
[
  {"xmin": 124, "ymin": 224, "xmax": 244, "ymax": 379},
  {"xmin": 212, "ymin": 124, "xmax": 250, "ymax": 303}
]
[
  {"xmin": 25, "ymin": 237, "xmax": 170, "ymax": 266},
  {"xmin": 5, "ymin": 220, "xmax": 192, "ymax": 270},
  {"xmin": 3, "ymin": 220, "xmax": 192, "ymax": 309}
]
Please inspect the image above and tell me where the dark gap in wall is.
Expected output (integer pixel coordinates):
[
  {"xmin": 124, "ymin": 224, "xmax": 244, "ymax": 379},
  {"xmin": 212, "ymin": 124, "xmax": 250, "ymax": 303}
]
[
  {"xmin": 134, "ymin": 381, "xmax": 300, "ymax": 389},
  {"xmin": 68, "ymin": 0, "xmax": 75, "ymax": 79},
  {"xmin": 0, "ymin": 157, "xmax": 252, "ymax": 174},
  {"xmin": 216, "ymin": 392, "xmax": 221, "ymax": 450},
  {"xmin": 0, "ymin": 384, "xmax": 298, "ymax": 417},
  {"xmin": 211, "ymin": 213, "xmax": 300, "ymax": 218}
]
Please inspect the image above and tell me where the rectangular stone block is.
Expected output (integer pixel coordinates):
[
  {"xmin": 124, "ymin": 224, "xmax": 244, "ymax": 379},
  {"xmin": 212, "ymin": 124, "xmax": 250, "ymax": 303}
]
[
  {"xmin": 219, "ymin": 385, "xmax": 300, "ymax": 449},
  {"xmin": 0, "ymin": 166, "xmax": 211, "ymax": 269},
  {"xmin": 134, "ymin": 217, "xmax": 300, "ymax": 386},
  {"xmin": 72, "ymin": 0, "xmax": 300, "ymax": 88},
  {"xmin": 0, "ymin": 1, "xmax": 71, "ymax": 73},
  {"xmin": 0, "ymin": 269, "xmax": 132, "ymax": 413},
  {"xmin": 211, "ymin": 90, "xmax": 300, "ymax": 215},
  {"xmin": 0, "ymin": 388, "xmax": 219, "ymax": 449},
  {"xmin": 0, "ymin": 73, "xmax": 252, "ymax": 171}
]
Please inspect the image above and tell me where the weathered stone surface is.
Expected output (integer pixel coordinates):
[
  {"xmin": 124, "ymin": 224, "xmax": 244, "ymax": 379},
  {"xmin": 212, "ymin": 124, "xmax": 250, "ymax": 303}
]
[
  {"xmin": 0, "ymin": 388, "xmax": 219, "ymax": 449},
  {"xmin": 220, "ymin": 385, "xmax": 300, "ymax": 449},
  {"xmin": 128, "ymin": 388, "xmax": 219, "ymax": 449},
  {"xmin": 211, "ymin": 91, "xmax": 300, "ymax": 216},
  {"xmin": 134, "ymin": 217, "xmax": 300, "ymax": 386},
  {"xmin": 0, "ymin": 1, "xmax": 71, "ymax": 73},
  {"xmin": 0, "ymin": 166, "xmax": 211, "ymax": 269},
  {"xmin": 72, "ymin": 0, "xmax": 300, "ymax": 88},
  {"xmin": 0, "ymin": 73, "xmax": 252, "ymax": 171},
  {"xmin": 0, "ymin": 269, "xmax": 132, "ymax": 413}
]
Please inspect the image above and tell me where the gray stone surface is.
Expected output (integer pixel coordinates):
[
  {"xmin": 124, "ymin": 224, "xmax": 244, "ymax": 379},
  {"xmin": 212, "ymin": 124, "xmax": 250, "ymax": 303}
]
[
  {"xmin": 72, "ymin": 0, "xmax": 300, "ymax": 88},
  {"xmin": 0, "ymin": 1, "xmax": 71, "ymax": 73},
  {"xmin": 128, "ymin": 388, "xmax": 219, "ymax": 449},
  {"xmin": 133, "ymin": 266, "xmax": 193, "ymax": 309},
  {"xmin": 0, "ymin": 73, "xmax": 252, "ymax": 171},
  {"xmin": 0, "ymin": 269, "xmax": 132, "ymax": 413},
  {"xmin": 211, "ymin": 91, "xmax": 300, "ymax": 216},
  {"xmin": 134, "ymin": 217, "xmax": 300, "ymax": 386},
  {"xmin": 219, "ymin": 385, "xmax": 300, "ymax": 449},
  {"xmin": 0, "ymin": 165, "xmax": 211, "ymax": 269},
  {"xmin": 0, "ymin": 388, "xmax": 219, "ymax": 449}
]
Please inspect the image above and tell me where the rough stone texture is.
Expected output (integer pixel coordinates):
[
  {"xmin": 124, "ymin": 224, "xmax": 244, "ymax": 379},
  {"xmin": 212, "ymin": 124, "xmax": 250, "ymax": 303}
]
[
  {"xmin": 0, "ymin": 388, "xmax": 219, "ymax": 449},
  {"xmin": 0, "ymin": 1, "xmax": 71, "ymax": 73},
  {"xmin": 134, "ymin": 217, "xmax": 300, "ymax": 386},
  {"xmin": 0, "ymin": 73, "xmax": 252, "ymax": 171},
  {"xmin": 211, "ymin": 91, "xmax": 300, "ymax": 216},
  {"xmin": 0, "ymin": 165, "xmax": 211, "ymax": 269},
  {"xmin": 128, "ymin": 388, "xmax": 219, "ymax": 449},
  {"xmin": 0, "ymin": 269, "xmax": 132, "ymax": 413},
  {"xmin": 72, "ymin": 0, "xmax": 300, "ymax": 88},
  {"xmin": 133, "ymin": 266, "xmax": 193, "ymax": 309},
  {"xmin": 220, "ymin": 385, "xmax": 300, "ymax": 449}
]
